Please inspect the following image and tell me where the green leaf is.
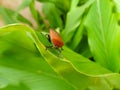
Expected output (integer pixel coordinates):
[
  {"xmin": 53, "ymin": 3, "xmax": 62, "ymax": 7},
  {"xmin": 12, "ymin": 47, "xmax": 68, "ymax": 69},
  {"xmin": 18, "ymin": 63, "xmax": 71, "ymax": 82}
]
[
  {"xmin": 42, "ymin": 3, "xmax": 63, "ymax": 28},
  {"xmin": 0, "ymin": 24, "xmax": 119, "ymax": 90},
  {"xmin": 0, "ymin": 24, "xmax": 75, "ymax": 90},
  {"xmin": 0, "ymin": 6, "xmax": 18, "ymax": 24},
  {"xmin": 37, "ymin": 0, "xmax": 71, "ymax": 12},
  {"xmin": 52, "ymin": 0, "xmax": 71, "ymax": 12},
  {"xmin": 0, "ymin": 6, "xmax": 32, "ymax": 26},
  {"xmin": 84, "ymin": 0, "xmax": 120, "ymax": 72},
  {"xmin": 29, "ymin": 0, "xmax": 39, "ymax": 23},
  {"xmin": 0, "ymin": 82, "xmax": 30, "ymax": 90},
  {"xmin": 62, "ymin": 47, "xmax": 112, "ymax": 76},
  {"xmin": 62, "ymin": 0, "xmax": 94, "ymax": 43},
  {"xmin": 33, "ymin": 24, "xmax": 118, "ymax": 90},
  {"xmin": 70, "ymin": 0, "xmax": 79, "ymax": 10},
  {"xmin": 106, "ymin": 74, "xmax": 120, "ymax": 89},
  {"xmin": 86, "ymin": 78, "xmax": 112, "ymax": 90},
  {"xmin": 113, "ymin": 0, "xmax": 120, "ymax": 13},
  {"xmin": 113, "ymin": 0, "xmax": 120, "ymax": 26},
  {"xmin": 69, "ymin": 19, "xmax": 84, "ymax": 50}
]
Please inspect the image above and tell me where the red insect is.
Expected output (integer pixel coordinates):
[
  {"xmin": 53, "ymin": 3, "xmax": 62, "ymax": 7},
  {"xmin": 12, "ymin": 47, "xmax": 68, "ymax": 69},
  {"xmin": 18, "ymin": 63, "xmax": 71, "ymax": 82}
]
[{"xmin": 49, "ymin": 29, "xmax": 64, "ymax": 49}]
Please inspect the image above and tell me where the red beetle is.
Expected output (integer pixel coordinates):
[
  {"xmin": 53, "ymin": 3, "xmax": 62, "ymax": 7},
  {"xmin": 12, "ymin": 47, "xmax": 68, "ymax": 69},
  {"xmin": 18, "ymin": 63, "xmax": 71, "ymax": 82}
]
[
  {"xmin": 49, "ymin": 29, "xmax": 64, "ymax": 49},
  {"xmin": 44, "ymin": 29, "xmax": 64, "ymax": 55}
]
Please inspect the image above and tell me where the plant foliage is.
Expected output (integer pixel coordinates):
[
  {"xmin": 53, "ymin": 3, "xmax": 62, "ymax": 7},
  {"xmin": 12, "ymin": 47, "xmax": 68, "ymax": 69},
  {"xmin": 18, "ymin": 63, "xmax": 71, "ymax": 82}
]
[{"xmin": 0, "ymin": 0, "xmax": 120, "ymax": 90}]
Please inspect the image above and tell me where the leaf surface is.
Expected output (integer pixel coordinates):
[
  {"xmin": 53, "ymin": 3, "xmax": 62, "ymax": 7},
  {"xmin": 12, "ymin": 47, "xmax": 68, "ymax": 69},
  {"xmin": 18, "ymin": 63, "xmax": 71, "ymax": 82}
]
[
  {"xmin": 0, "ymin": 24, "xmax": 119, "ymax": 90},
  {"xmin": 85, "ymin": 0, "xmax": 120, "ymax": 72}
]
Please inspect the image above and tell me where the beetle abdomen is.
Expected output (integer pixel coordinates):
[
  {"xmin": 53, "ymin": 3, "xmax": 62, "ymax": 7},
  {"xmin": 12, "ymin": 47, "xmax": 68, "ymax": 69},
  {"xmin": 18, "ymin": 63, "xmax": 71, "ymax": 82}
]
[{"xmin": 50, "ymin": 29, "xmax": 64, "ymax": 48}]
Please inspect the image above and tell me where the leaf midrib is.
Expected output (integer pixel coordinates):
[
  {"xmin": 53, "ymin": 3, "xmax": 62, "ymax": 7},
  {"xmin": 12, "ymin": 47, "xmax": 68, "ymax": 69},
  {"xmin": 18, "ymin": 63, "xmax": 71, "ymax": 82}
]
[{"xmin": 97, "ymin": 0, "xmax": 109, "ymax": 58}]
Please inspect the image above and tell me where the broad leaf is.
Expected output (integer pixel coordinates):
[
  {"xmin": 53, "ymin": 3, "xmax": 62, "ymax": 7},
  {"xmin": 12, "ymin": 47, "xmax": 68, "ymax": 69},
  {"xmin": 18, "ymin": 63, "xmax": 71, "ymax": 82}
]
[
  {"xmin": 0, "ymin": 24, "xmax": 75, "ymax": 90},
  {"xmin": 0, "ymin": 24, "xmax": 119, "ymax": 90},
  {"xmin": 84, "ymin": 0, "xmax": 120, "ymax": 72},
  {"xmin": 62, "ymin": 47, "xmax": 112, "ymax": 76}
]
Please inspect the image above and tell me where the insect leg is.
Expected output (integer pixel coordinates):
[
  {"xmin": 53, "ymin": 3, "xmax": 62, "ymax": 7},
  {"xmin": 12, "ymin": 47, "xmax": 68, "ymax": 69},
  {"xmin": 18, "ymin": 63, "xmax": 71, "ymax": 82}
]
[{"xmin": 45, "ymin": 46, "xmax": 53, "ymax": 50}]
